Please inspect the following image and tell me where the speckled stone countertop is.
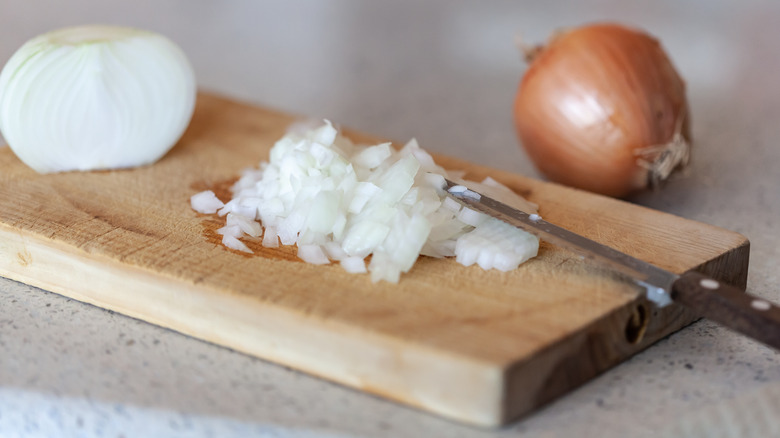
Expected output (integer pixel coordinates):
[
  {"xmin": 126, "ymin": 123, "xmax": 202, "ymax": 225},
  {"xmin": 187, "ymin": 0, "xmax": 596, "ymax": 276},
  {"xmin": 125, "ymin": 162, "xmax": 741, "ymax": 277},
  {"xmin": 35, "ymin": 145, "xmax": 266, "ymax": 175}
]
[{"xmin": 2, "ymin": 1, "xmax": 779, "ymax": 437}]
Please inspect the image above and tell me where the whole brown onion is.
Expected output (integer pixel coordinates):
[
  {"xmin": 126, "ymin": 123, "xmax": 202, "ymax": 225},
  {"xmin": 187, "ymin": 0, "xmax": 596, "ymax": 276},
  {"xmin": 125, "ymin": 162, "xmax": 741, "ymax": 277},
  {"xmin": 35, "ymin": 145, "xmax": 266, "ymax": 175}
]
[{"xmin": 513, "ymin": 23, "xmax": 691, "ymax": 198}]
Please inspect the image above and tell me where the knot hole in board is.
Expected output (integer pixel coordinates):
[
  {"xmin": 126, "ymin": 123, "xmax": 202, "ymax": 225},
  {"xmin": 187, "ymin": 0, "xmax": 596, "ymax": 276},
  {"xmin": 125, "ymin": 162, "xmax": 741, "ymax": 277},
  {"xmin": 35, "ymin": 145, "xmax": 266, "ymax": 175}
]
[{"xmin": 625, "ymin": 303, "xmax": 649, "ymax": 345}]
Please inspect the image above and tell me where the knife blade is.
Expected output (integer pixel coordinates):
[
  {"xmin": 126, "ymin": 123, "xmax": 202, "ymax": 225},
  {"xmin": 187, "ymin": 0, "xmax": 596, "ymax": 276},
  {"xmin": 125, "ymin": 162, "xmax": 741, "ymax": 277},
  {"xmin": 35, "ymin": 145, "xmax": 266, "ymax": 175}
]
[{"xmin": 443, "ymin": 177, "xmax": 780, "ymax": 349}]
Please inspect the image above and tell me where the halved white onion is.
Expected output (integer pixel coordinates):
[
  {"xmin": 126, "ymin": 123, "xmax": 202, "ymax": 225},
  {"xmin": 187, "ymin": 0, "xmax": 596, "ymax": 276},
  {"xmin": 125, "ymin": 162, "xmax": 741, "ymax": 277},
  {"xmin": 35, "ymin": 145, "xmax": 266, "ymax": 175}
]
[{"xmin": 0, "ymin": 25, "xmax": 196, "ymax": 173}]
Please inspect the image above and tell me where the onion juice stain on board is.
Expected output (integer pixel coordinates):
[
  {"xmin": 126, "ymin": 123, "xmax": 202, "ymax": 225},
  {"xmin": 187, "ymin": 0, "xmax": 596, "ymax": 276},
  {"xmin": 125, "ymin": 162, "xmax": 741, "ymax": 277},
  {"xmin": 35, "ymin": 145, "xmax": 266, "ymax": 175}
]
[{"xmin": 190, "ymin": 178, "xmax": 302, "ymax": 263}]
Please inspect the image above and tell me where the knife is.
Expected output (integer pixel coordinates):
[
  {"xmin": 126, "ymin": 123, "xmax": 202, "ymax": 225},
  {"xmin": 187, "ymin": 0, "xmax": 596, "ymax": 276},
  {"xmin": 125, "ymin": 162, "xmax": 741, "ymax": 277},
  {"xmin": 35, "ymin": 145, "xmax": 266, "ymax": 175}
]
[{"xmin": 442, "ymin": 178, "xmax": 780, "ymax": 349}]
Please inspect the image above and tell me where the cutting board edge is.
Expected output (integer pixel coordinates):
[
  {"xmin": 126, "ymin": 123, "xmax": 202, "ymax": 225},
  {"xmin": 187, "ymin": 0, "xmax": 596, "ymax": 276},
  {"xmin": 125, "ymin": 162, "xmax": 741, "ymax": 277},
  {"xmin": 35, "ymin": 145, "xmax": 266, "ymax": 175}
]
[{"xmin": 0, "ymin": 223, "xmax": 510, "ymax": 427}]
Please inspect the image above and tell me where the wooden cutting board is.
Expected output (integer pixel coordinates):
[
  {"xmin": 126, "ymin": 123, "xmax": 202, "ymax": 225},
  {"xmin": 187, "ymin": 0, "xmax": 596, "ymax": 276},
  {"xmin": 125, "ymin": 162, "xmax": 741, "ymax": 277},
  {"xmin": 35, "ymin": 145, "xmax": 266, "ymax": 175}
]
[{"xmin": 0, "ymin": 92, "xmax": 749, "ymax": 427}]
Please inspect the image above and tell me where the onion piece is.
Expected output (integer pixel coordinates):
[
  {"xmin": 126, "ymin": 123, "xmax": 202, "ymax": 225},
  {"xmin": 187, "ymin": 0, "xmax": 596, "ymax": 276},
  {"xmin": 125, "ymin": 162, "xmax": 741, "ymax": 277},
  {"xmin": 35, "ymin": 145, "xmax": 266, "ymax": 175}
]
[
  {"xmin": 352, "ymin": 143, "xmax": 393, "ymax": 169},
  {"xmin": 455, "ymin": 218, "xmax": 539, "ymax": 271},
  {"xmin": 457, "ymin": 207, "xmax": 488, "ymax": 227},
  {"xmin": 190, "ymin": 190, "xmax": 225, "ymax": 214},
  {"xmin": 222, "ymin": 235, "xmax": 252, "ymax": 253},
  {"xmin": 297, "ymin": 245, "xmax": 330, "ymax": 265},
  {"xmin": 227, "ymin": 213, "xmax": 262, "ymax": 237},
  {"xmin": 262, "ymin": 226, "xmax": 280, "ymax": 248},
  {"xmin": 341, "ymin": 257, "xmax": 367, "ymax": 274}
]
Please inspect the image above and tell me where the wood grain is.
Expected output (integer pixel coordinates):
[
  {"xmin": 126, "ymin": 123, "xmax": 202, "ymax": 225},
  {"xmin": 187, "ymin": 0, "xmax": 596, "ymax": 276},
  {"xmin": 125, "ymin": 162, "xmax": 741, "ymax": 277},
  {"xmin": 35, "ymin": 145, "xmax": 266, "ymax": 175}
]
[{"xmin": 0, "ymin": 92, "xmax": 749, "ymax": 427}]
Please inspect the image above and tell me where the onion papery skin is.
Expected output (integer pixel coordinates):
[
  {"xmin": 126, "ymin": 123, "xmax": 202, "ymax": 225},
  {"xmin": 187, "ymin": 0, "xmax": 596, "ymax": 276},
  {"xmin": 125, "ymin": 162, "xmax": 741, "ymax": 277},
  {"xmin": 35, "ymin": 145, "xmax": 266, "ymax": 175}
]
[
  {"xmin": 0, "ymin": 25, "xmax": 196, "ymax": 173},
  {"xmin": 514, "ymin": 23, "xmax": 690, "ymax": 198}
]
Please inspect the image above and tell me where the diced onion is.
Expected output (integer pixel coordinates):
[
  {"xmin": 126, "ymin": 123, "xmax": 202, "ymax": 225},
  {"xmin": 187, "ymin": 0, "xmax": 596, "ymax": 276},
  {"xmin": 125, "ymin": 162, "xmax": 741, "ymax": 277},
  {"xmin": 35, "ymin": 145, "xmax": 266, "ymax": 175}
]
[
  {"xmin": 341, "ymin": 256, "xmax": 368, "ymax": 274},
  {"xmin": 457, "ymin": 207, "xmax": 488, "ymax": 227},
  {"xmin": 262, "ymin": 226, "xmax": 279, "ymax": 248},
  {"xmin": 455, "ymin": 218, "xmax": 539, "ymax": 271},
  {"xmin": 222, "ymin": 234, "xmax": 251, "ymax": 253},
  {"xmin": 190, "ymin": 190, "xmax": 225, "ymax": 214},
  {"xmin": 297, "ymin": 245, "xmax": 330, "ymax": 265},
  {"xmin": 462, "ymin": 189, "xmax": 481, "ymax": 200},
  {"xmin": 192, "ymin": 121, "xmax": 540, "ymax": 281}
]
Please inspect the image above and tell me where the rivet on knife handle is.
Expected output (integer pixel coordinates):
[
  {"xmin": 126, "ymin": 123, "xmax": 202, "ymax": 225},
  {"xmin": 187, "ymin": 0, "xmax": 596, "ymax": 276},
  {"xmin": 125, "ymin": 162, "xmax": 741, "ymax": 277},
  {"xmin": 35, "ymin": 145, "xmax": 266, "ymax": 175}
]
[{"xmin": 672, "ymin": 271, "xmax": 780, "ymax": 349}]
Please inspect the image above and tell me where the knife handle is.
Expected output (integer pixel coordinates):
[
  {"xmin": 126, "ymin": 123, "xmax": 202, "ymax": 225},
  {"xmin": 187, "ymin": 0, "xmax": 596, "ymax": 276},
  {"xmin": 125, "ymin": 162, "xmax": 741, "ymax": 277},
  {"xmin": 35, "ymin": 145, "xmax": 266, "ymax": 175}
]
[{"xmin": 672, "ymin": 271, "xmax": 780, "ymax": 349}]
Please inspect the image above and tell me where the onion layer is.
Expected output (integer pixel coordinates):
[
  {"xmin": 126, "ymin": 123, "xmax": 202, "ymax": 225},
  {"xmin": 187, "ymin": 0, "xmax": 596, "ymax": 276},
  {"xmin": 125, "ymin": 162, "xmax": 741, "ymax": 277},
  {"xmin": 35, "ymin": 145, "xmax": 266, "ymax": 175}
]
[{"xmin": 514, "ymin": 23, "xmax": 691, "ymax": 197}]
